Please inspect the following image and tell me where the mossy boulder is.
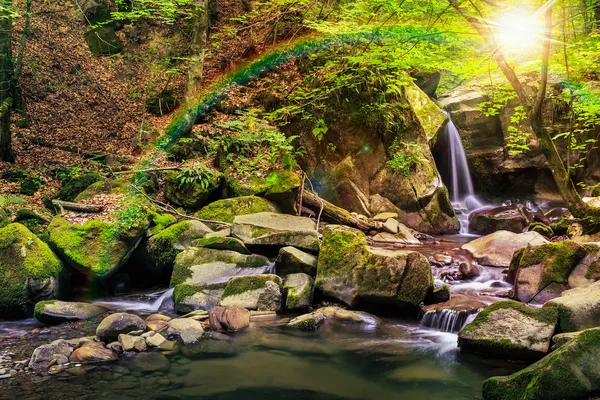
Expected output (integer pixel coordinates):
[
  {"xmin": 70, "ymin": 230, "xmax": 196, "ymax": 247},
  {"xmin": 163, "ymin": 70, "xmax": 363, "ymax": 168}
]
[
  {"xmin": 164, "ymin": 170, "xmax": 223, "ymax": 209},
  {"xmin": 284, "ymin": 273, "xmax": 314, "ymax": 310},
  {"xmin": 508, "ymin": 241, "xmax": 593, "ymax": 305},
  {"xmin": 58, "ymin": 172, "xmax": 103, "ymax": 202},
  {"xmin": 468, "ymin": 205, "xmax": 533, "ymax": 235},
  {"xmin": 544, "ymin": 280, "xmax": 600, "ymax": 332},
  {"xmin": 275, "ymin": 246, "xmax": 318, "ymax": 276},
  {"xmin": 34, "ymin": 300, "xmax": 107, "ymax": 325},
  {"xmin": 220, "ymin": 274, "xmax": 283, "ymax": 311},
  {"xmin": 170, "ymin": 247, "xmax": 270, "ymax": 287},
  {"xmin": 224, "ymin": 169, "xmax": 301, "ymax": 198},
  {"xmin": 315, "ymin": 225, "xmax": 433, "ymax": 311},
  {"xmin": 0, "ymin": 223, "xmax": 64, "ymax": 318},
  {"xmin": 528, "ymin": 222, "xmax": 554, "ymax": 238},
  {"xmin": 191, "ymin": 236, "xmax": 250, "ymax": 254},
  {"xmin": 0, "ymin": 208, "xmax": 9, "ymax": 229},
  {"xmin": 461, "ymin": 231, "xmax": 548, "ymax": 267},
  {"xmin": 458, "ymin": 301, "xmax": 558, "ymax": 360},
  {"xmin": 84, "ymin": 26, "xmax": 123, "ymax": 56},
  {"xmin": 288, "ymin": 311, "xmax": 325, "ymax": 330},
  {"xmin": 173, "ymin": 282, "xmax": 226, "ymax": 314},
  {"xmin": 232, "ymin": 212, "xmax": 320, "ymax": 252},
  {"xmin": 195, "ymin": 196, "xmax": 281, "ymax": 228},
  {"xmin": 482, "ymin": 328, "xmax": 600, "ymax": 400},
  {"xmin": 14, "ymin": 208, "xmax": 48, "ymax": 236}
]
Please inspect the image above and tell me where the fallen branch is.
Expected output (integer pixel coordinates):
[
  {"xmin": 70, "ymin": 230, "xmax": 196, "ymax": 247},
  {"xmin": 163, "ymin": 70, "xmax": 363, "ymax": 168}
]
[
  {"xmin": 112, "ymin": 166, "xmax": 183, "ymax": 175},
  {"xmin": 52, "ymin": 200, "xmax": 104, "ymax": 214},
  {"xmin": 301, "ymin": 191, "xmax": 376, "ymax": 232}
]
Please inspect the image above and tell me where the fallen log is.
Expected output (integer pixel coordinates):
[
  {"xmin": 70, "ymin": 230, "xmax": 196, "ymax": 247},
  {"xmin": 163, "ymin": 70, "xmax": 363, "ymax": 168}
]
[
  {"xmin": 52, "ymin": 200, "xmax": 104, "ymax": 214},
  {"xmin": 301, "ymin": 191, "xmax": 376, "ymax": 232}
]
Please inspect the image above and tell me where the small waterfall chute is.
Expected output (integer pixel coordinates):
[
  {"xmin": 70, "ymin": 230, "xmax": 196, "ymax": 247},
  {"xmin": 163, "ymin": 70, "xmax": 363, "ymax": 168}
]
[{"xmin": 420, "ymin": 308, "xmax": 481, "ymax": 333}]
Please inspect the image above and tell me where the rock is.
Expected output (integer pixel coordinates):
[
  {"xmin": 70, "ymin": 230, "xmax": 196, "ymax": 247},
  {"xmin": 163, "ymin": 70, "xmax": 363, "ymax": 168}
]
[
  {"xmin": 544, "ymin": 280, "xmax": 600, "ymax": 332},
  {"xmin": 173, "ymin": 282, "xmax": 225, "ymax": 314},
  {"xmin": 371, "ymin": 230, "xmax": 420, "ymax": 245},
  {"xmin": 0, "ymin": 223, "xmax": 63, "ymax": 318},
  {"xmin": 192, "ymin": 236, "xmax": 250, "ymax": 255},
  {"xmin": 58, "ymin": 171, "xmax": 103, "ymax": 202},
  {"xmin": 315, "ymin": 225, "xmax": 433, "ymax": 310},
  {"xmin": 458, "ymin": 301, "xmax": 558, "ymax": 360},
  {"xmin": 165, "ymin": 318, "xmax": 204, "ymax": 340},
  {"xmin": 128, "ymin": 352, "xmax": 170, "ymax": 372},
  {"xmin": 145, "ymin": 332, "xmax": 167, "ymax": 348},
  {"xmin": 118, "ymin": 334, "xmax": 147, "ymax": 352},
  {"xmin": 84, "ymin": 26, "xmax": 123, "ymax": 56},
  {"xmin": 318, "ymin": 306, "xmax": 380, "ymax": 325},
  {"xmin": 107, "ymin": 341, "xmax": 123, "ymax": 354},
  {"xmin": 220, "ymin": 274, "xmax": 283, "ymax": 311},
  {"xmin": 529, "ymin": 222, "xmax": 554, "ymax": 238},
  {"xmin": 461, "ymin": 230, "xmax": 549, "ymax": 267},
  {"xmin": 425, "ymin": 285, "xmax": 451, "ymax": 304},
  {"xmin": 552, "ymin": 329, "xmax": 591, "ymax": 348},
  {"xmin": 29, "ymin": 340, "xmax": 72, "ymax": 371},
  {"xmin": 482, "ymin": 328, "xmax": 600, "ymax": 400},
  {"xmin": 382, "ymin": 218, "xmax": 400, "ymax": 234},
  {"xmin": 145, "ymin": 314, "xmax": 171, "ymax": 331},
  {"xmin": 424, "ymin": 294, "xmax": 493, "ymax": 313},
  {"xmin": 195, "ymin": 196, "xmax": 281, "ymax": 228},
  {"xmin": 508, "ymin": 241, "xmax": 592, "ymax": 304},
  {"xmin": 284, "ymin": 273, "xmax": 314, "ymax": 310},
  {"xmin": 209, "ymin": 306, "xmax": 250, "ymax": 331},
  {"xmin": 459, "ymin": 262, "xmax": 480, "ymax": 279},
  {"xmin": 288, "ymin": 312, "xmax": 325, "ymax": 330},
  {"xmin": 33, "ymin": 301, "xmax": 107, "ymax": 325},
  {"xmin": 69, "ymin": 342, "xmax": 117, "ymax": 363},
  {"xmin": 96, "ymin": 313, "xmax": 147, "ymax": 342},
  {"xmin": 373, "ymin": 212, "xmax": 398, "ymax": 222},
  {"xmin": 232, "ymin": 212, "xmax": 320, "ymax": 252},
  {"xmin": 567, "ymin": 247, "xmax": 600, "ymax": 289},
  {"xmin": 275, "ymin": 246, "xmax": 318, "ymax": 275},
  {"xmin": 468, "ymin": 205, "xmax": 534, "ymax": 235},
  {"xmin": 224, "ymin": 169, "xmax": 301, "ymax": 199},
  {"xmin": 433, "ymin": 253, "xmax": 453, "ymax": 265},
  {"xmin": 179, "ymin": 325, "xmax": 204, "ymax": 345},
  {"xmin": 163, "ymin": 170, "xmax": 222, "ymax": 209},
  {"xmin": 170, "ymin": 247, "xmax": 269, "ymax": 287}
]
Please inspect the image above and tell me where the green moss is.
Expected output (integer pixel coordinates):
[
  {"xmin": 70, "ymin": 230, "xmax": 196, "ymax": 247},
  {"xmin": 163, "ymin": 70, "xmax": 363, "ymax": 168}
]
[
  {"xmin": 0, "ymin": 209, "xmax": 9, "ymax": 229},
  {"xmin": 316, "ymin": 225, "xmax": 368, "ymax": 280},
  {"xmin": 195, "ymin": 196, "xmax": 278, "ymax": 225},
  {"xmin": 33, "ymin": 300, "xmax": 57, "ymax": 321},
  {"xmin": 147, "ymin": 221, "xmax": 192, "ymax": 269},
  {"xmin": 550, "ymin": 217, "xmax": 572, "ymax": 236},
  {"xmin": 222, "ymin": 275, "xmax": 282, "ymax": 298},
  {"xmin": 73, "ymin": 180, "xmax": 113, "ymax": 201},
  {"xmin": 285, "ymin": 284, "xmax": 310, "ymax": 309},
  {"xmin": 529, "ymin": 223, "xmax": 554, "ymax": 238},
  {"xmin": 192, "ymin": 236, "xmax": 249, "ymax": 253},
  {"xmin": 84, "ymin": 26, "xmax": 123, "ymax": 56},
  {"xmin": 226, "ymin": 170, "xmax": 301, "ymax": 197},
  {"xmin": 164, "ymin": 170, "xmax": 222, "ymax": 209},
  {"xmin": 396, "ymin": 252, "xmax": 433, "ymax": 306},
  {"xmin": 147, "ymin": 212, "xmax": 177, "ymax": 236},
  {"xmin": 173, "ymin": 282, "xmax": 225, "ymax": 304},
  {"xmin": 58, "ymin": 172, "xmax": 103, "ymax": 201}
]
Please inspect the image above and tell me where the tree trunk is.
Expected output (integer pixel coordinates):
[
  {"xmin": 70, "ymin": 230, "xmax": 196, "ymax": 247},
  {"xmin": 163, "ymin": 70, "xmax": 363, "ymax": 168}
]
[
  {"xmin": 0, "ymin": 0, "xmax": 14, "ymax": 162},
  {"xmin": 185, "ymin": 0, "xmax": 212, "ymax": 98},
  {"xmin": 595, "ymin": 0, "xmax": 600, "ymax": 29},
  {"xmin": 302, "ymin": 191, "xmax": 377, "ymax": 232}
]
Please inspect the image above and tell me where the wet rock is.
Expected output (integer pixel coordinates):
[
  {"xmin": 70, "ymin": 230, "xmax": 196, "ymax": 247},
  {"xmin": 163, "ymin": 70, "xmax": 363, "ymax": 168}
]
[
  {"xmin": 459, "ymin": 262, "xmax": 480, "ymax": 279},
  {"xmin": 231, "ymin": 212, "xmax": 320, "ymax": 252},
  {"xmin": 195, "ymin": 196, "xmax": 281, "ymax": 228},
  {"xmin": 165, "ymin": 318, "xmax": 204, "ymax": 342},
  {"xmin": 528, "ymin": 222, "xmax": 554, "ymax": 238},
  {"xmin": 69, "ymin": 342, "xmax": 117, "ymax": 363},
  {"xmin": 468, "ymin": 205, "xmax": 534, "ymax": 235},
  {"xmin": 483, "ymin": 328, "xmax": 600, "ymax": 400},
  {"xmin": 371, "ymin": 230, "xmax": 420, "ymax": 245},
  {"xmin": 173, "ymin": 282, "xmax": 226, "ymax": 314},
  {"xmin": 219, "ymin": 274, "xmax": 283, "ymax": 311},
  {"xmin": 545, "ymin": 280, "xmax": 600, "ymax": 332},
  {"xmin": 425, "ymin": 285, "xmax": 450, "ymax": 305},
  {"xmin": 128, "ymin": 352, "xmax": 170, "ymax": 372},
  {"xmin": 192, "ymin": 236, "xmax": 250, "ymax": 255},
  {"xmin": 29, "ymin": 340, "xmax": 72, "ymax": 371},
  {"xmin": 118, "ymin": 334, "xmax": 147, "ymax": 352},
  {"xmin": 382, "ymin": 218, "xmax": 400, "ymax": 234},
  {"xmin": 424, "ymin": 294, "xmax": 493, "ymax": 313},
  {"xmin": 318, "ymin": 306, "xmax": 380, "ymax": 325},
  {"xmin": 275, "ymin": 246, "xmax": 318, "ymax": 276},
  {"xmin": 33, "ymin": 301, "xmax": 107, "ymax": 325},
  {"xmin": 106, "ymin": 342, "xmax": 123, "ymax": 354},
  {"xmin": 145, "ymin": 332, "xmax": 167, "ymax": 348},
  {"xmin": 316, "ymin": 225, "xmax": 433, "ymax": 310},
  {"xmin": 461, "ymin": 230, "xmax": 548, "ymax": 267},
  {"xmin": 284, "ymin": 273, "xmax": 314, "ymax": 310},
  {"xmin": 373, "ymin": 212, "xmax": 398, "ymax": 222},
  {"xmin": 458, "ymin": 301, "xmax": 558, "ymax": 360},
  {"xmin": 145, "ymin": 314, "xmax": 171, "ymax": 331},
  {"xmin": 434, "ymin": 253, "xmax": 453, "ymax": 265},
  {"xmin": 96, "ymin": 313, "xmax": 147, "ymax": 342},
  {"xmin": 288, "ymin": 312, "xmax": 325, "ymax": 330},
  {"xmin": 209, "ymin": 306, "xmax": 250, "ymax": 331},
  {"xmin": 179, "ymin": 325, "xmax": 204, "ymax": 345}
]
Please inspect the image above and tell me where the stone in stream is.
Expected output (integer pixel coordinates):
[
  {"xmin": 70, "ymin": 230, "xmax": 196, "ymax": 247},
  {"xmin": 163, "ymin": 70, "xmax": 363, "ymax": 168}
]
[
  {"xmin": 33, "ymin": 300, "xmax": 108, "ymax": 325},
  {"xmin": 482, "ymin": 328, "xmax": 600, "ymax": 400},
  {"xmin": 0, "ymin": 223, "xmax": 64, "ymax": 318},
  {"xmin": 195, "ymin": 196, "xmax": 281, "ymax": 229},
  {"xmin": 315, "ymin": 225, "xmax": 433, "ymax": 310},
  {"xmin": 461, "ymin": 230, "xmax": 548, "ymax": 267},
  {"xmin": 165, "ymin": 318, "xmax": 204, "ymax": 341},
  {"xmin": 145, "ymin": 313, "xmax": 171, "ymax": 331},
  {"xmin": 209, "ymin": 306, "xmax": 250, "ymax": 331},
  {"xmin": 29, "ymin": 340, "xmax": 73, "ymax": 371},
  {"xmin": 231, "ymin": 212, "xmax": 320, "ymax": 252},
  {"xmin": 275, "ymin": 246, "xmax": 318, "ymax": 276},
  {"xmin": 145, "ymin": 332, "xmax": 167, "ymax": 348},
  {"xmin": 118, "ymin": 334, "xmax": 147, "ymax": 352},
  {"xmin": 96, "ymin": 313, "xmax": 147, "ymax": 342},
  {"xmin": 544, "ymin": 280, "xmax": 600, "ymax": 332},
  {"xmin": 284, "ymin": 273, "xmax": 314, "ymax": 310},
  {"xmin": 458, "ymin": 300, "xmax": 558, "ymax": 360},
  {"xmin": 459, "ymin": 262, "xmax": 480, "ymax": 279},
  {"xmin": 173, "ymin": 282, "xmax": 226, "ymax": 314},
  {"xmin": 219, "ymin": 274, "xmax": 283, "ymax": 311},
  {"xmin": 192, "ymin": 236, "xmax": 251, "ymax": 255},
  {"xmin": 170, "ymin": 247, "xmax": 269, "ymax": 287},
  {"xmin": 69, "ymin": 342, "xmax": 118, "ymax": 363},
  {"xmin": 318, "ymin": 306, "xmax": 380, "ymax": 325},
  {"xmin": 468, "ymin": 205, "xmax": 534, "ymax": 235},
  {"xmin": 288, "ymin": 312, "xmax": 325, "ymax": 330}
]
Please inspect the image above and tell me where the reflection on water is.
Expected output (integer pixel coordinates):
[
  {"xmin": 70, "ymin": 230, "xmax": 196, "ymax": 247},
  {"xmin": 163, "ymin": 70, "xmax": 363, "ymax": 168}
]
[{"xmin": 2, "ymin": 319, "xmax": 522, "ymax": 400}]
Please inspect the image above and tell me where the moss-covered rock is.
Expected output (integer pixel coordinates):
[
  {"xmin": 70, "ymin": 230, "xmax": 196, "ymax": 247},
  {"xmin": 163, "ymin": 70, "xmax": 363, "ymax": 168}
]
[
  {"xmin": 528, "ymin": 222, "xmax": 554, "ymax": 238},
  {"xmin": 315, "ymin": 225, "xmax": 433, "ymax": 311},
  {"xmin": 220, "ymin": 274, "xmax": 282, "ymax": 311},
  {"xmin": 0, "ymin": 208, "xmax": 9, "ymax": 229},
  {"xmin": 14, "ymin": 209, "xmax": 48, "ymax": 236},
  {"xmin": 425, "ymin": 285, "xmax": 450, "ymax": 305},
  {"xmin": 225, "ymin": 169, "xmax": 301, "ymax": 198},
  {"xmin": 195, "ymin": 196, "xmax": 281, "ymax": 228},
  {"xmin": 170, "ymin": 247, "xmax": 270, "ymax": 287},
  {"xmin": 0, "ymin": 223, "xmax": 64, "ymax": 318},
  {"xmin": 275, "ymin": 246, "xmax": 318, "ymax": 276},
  {"xmin": 287, "ymin": 311, "xmax": 325, "ymax": 330},
  {"xmin": 461, "ymin": 230, "xmax": 549, "ymax": 267},
  {"xmin": 284, "ymin": 273, "xmax": 314, "ymax": 310},
  {"xmin": 458, "ymin": 301, "xmax": 558, "ymax": 360},
  {"xmin": 482, "ymin": 328, "xmax": 600, "ymax": 400},
  {"xmin": 58, "ymin": 172, "xmax": 103, "ymax": 202},
  {"xmin": 164, "ymin": 170, "xmax": 222, "ymax": 209},
  {"xmin": 544, "ymin": 280, "xmax": 600, "ymax": 332},
  {"xmin": 191, "ymin": 236, "xmax": 250, "ymax": 254},
  {"xmin": 34, "ymin": 300, "xmax": 107, "ymax": 325},
  {"xmin": 232, "ymin": 212, "xmax": 320, "ymax": 252},
  {"xmin": 84, "ymin": 26, "xmax": 123, "ymax": 56},
  {"xmin": 173, "ymin": 282, "xmax": 226, "ymax": 314}
]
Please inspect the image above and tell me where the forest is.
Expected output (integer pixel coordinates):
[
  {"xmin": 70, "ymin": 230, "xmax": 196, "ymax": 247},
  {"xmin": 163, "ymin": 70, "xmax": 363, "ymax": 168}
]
[{"xmin": 0, "ymin": 0, "xmax": 600, "ymax": 399}]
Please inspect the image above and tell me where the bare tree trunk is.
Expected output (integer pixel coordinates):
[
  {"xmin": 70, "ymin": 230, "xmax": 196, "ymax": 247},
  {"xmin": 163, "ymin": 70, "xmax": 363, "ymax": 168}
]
[
  {"xmin": 185, "ymin": 0, "xmax": 212, "ymax": 98},
  {"xmin": 448, "ymin": 0, "xmax": 600, "ymax": 222},
  {"xmin": 0, "ymin": 0, "xmax": 14, "ymax": 162}
]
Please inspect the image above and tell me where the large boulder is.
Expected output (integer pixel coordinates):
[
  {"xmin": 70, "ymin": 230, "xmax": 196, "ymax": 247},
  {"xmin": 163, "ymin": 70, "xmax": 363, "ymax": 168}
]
[
  {"xmin": 209, "ymin": 306, "xmax": 250, "ymax": 331},
  {"xmin": 219, "ymin": 274, "xmax": 283, "ymax": 311},
  {"xmin": 170, "ymin": 247, "xmax": 270, "ymax": 286},
  {"xmin": 192, "ymin": 236, "xmax": 250, "ymax": 255},
  {"xmin": 508, "ymin": 241, "xmax": 593, "ymax": 304},
  {"xmin": 315, "ymin": 225, "xmax": 433, "ymax": 310},
  {"xmin": 195, "ymin": 196, "xmax": 281, "ymax": 228},
  {"xmin": 29, "ymin": 340, "xmax": 73, "ymax": 371},
  {"xmin": 482, "ymin": 328, "xmax": 600, "ymax": 400},
  {"xmin": 232, "ymin": 212, "xmax": 320, "ymax": 252},
  {"xmin": 34, "ymin": 300, "xmax": 107, "ymax": 325},
  {"xmin": 544, "ymin": 280, "xmax": 600, "ymax": 332},
  {"xmin": 96, "ymin": 313, "xmax": 147, "ymax": 342},
  {"xmin": 164, "ymin": 170, "xmax": 222, "ymax": 209},
  {"xmin": 275, "ymin": 246, "xmax": 318, "ymax": 275},
  {"xmin": 284, "ymin": 273, "xmax": 314, "ymax": 310},
  {"xmin": 461, "ymin": 230, "xmax": 548, "ymax": 267},
  {"xmin": 458, "ymin": 301, "xmax": 558, "ymax": 360},
  {"xmin": 173, "ymin": 282, "xmax": 226, "ymax": 314},
  {"xmin": 468, "ymin": 205, "xmax": 534, "ymax": 235},
  {"xmin": 0, "ymin": 223, "xmax": 63, "ymax": 318}
]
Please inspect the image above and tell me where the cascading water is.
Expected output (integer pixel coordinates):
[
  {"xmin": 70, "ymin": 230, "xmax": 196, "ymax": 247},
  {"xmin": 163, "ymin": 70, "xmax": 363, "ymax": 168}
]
[{"xmin": 420, "ymin": 309, "xmax": 480, "ymax": 333}]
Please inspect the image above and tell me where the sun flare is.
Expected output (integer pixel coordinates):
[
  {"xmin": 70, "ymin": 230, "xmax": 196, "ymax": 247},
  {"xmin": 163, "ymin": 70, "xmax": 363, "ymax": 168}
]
[{"xmin": 493, "ymin": 9, "xmax": 544, "ymax": 53}]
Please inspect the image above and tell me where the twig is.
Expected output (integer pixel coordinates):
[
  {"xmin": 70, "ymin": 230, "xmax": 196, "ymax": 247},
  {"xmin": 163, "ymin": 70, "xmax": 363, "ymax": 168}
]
[
  {"xmin": 304, "ymin": 175, "xmax": 324, "ymax": 231},
  {"xmin": 297, "ymin": 173, "xmax": 305, "ymax": 216},
  {"xmin": 51, "ymin": 200, "xmax": 104, "ymax": 214},
  {"xmin": 113, "ymin": 165, "xmax": 183, "ymax": 175}
]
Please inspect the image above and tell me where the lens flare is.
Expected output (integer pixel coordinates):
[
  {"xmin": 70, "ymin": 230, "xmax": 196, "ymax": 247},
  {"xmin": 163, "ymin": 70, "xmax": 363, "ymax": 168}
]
[{"xmin": 493, "ymin": 9, "xmax": 543, "ymax": 52}]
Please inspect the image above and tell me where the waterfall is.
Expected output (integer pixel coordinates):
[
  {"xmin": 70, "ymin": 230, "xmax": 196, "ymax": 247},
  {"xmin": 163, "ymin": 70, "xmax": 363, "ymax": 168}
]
[
  {"xmin": 95, "ymin": 288, "xmax": 174, "ymax": 312},
  {"xmin": 420, "ymin": 309, "xmax": 480, "ymax": 333}
]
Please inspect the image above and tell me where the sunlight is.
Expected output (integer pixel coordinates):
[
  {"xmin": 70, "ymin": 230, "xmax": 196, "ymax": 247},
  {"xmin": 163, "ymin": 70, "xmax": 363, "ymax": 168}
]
[{"xmin": 493, "ymin": 8, "xmax": 544, "ymax": 53}]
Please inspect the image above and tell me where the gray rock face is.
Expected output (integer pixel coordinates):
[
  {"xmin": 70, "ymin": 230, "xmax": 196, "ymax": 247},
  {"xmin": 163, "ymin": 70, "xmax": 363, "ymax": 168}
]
[
  {"xmin": 96, "ymin": 313, "xmax": 147, "ymax": 342},
  {"xmin": 192, "ymin": 236, "xmax": 251, "ymax": 254},
  {"xmin": 219, "ymin": 274, "xmax": 283, "ymax": 311},
  {"xmin": 165, "ymin": 318, "xmax": 204, "ymax": 341},
  {"xmin": 468, "ymin": 205, "xmax": 534, "ymax": 235},
  {"xmin": 461, "ymin": 230, "xmax": 548, "ymax": 267},
  {"xmin": 232, "ymin": 212, "xmax": 320, "ymax": 251},
  {"xmin": 284, "ymin": 273, "xmax": 314, "ymax": 310},
  {"xmin": 118, "ymin": 334, "xmax": 147, "ymax": 352},
  {"xmin": 545, "ymin": 280, "xmax": 600, "ymax": 332},
  {"xmin": 275, "ymin": 247, "xmax": 318, "ymax": 275},
  {"xmin": 174, "ymin": 282, "xmax": 226, "ymax": 314},
  {"xmin": 209, "ymin": 306, "xmax": 250, "ymax": 331},
  {"xmin": 30, "ymin": 340, "xmax": 73, "ymax": 371},
  {"xmin": 34, "ymin": 301, "xmax": 107, "ymax": 325}
]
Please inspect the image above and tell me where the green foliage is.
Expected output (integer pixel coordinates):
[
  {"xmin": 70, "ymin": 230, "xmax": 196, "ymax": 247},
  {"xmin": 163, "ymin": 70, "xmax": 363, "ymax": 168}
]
[
  {"xmin": 387, "ymin": 142, "xmax": 424, "ymax": 176},
  {"xmin": 506, "ymin": 106, "xmax": 530, "ymax": 155},
  {"xmin": 312, "ymin": 119, "xmax": 328, "ymax": 141},
  {"xmin": 177, "ymin": 165, "xmax": 216, "ymax": 190},
  {"xmin": 109, "ymin": 0, "xmax": 198, "ymax": 25}
]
